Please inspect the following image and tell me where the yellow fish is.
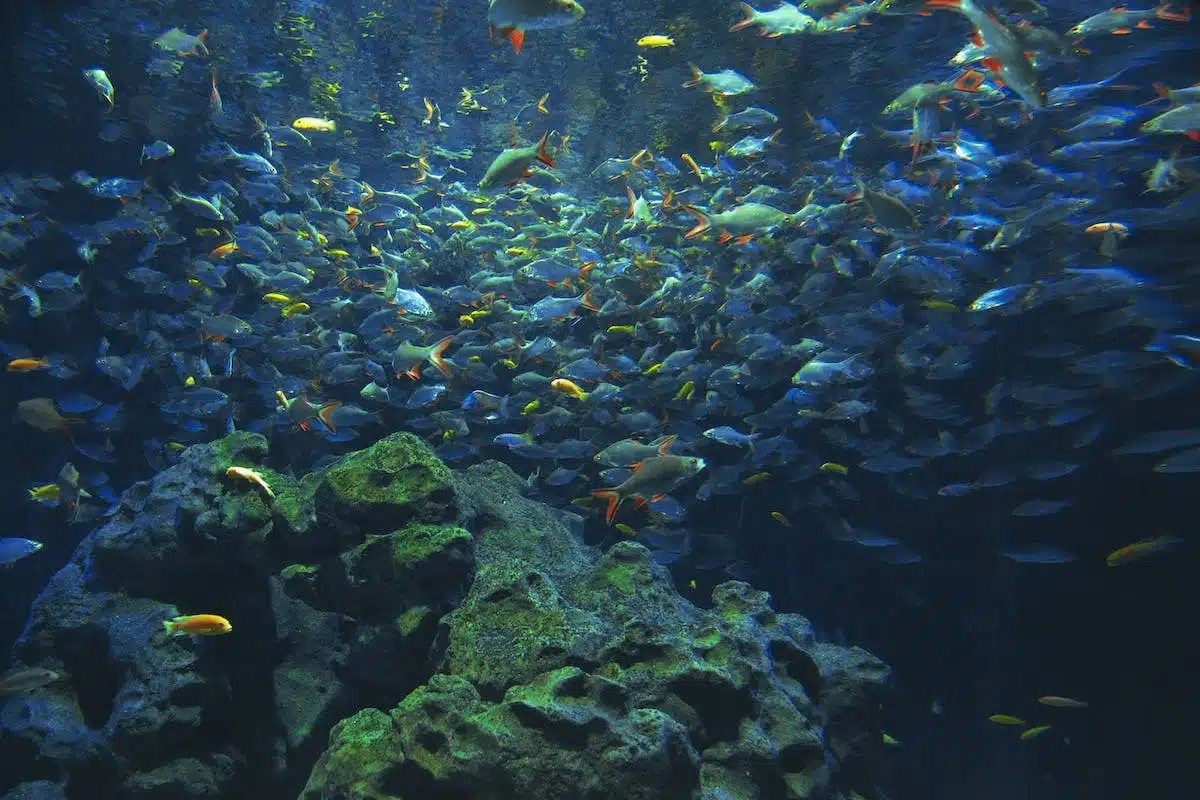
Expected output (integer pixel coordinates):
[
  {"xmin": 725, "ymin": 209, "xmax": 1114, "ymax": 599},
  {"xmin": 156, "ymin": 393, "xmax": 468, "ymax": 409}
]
[
  {"xmin": 882, "ymin": 733, "xmax": 901, "ymax": 746},
  {"xmin": 522, "ymin": 399, "xmax": 541, "ymax": 415},
  {"xmin": 743, "ymin": 472, "xmax": 771, "ymax": 485},
  {"xmin": 449, "ymin": 220, "xmax": 474, "ymax": 230},
  {"xmin": 263, "ymin": 293, "xmax": 292, "ymax": 305},
  {"xmin": 292, "ymin": 117, "xmax": 337, "ymax": 132},
  {"xmin": 607, "ymin": 325, "xmax": 635, "ymax": 335},
  {"xmin": 820, "ymin": 462, "xmax": 849, "ymax": 475},
  {"xmin": 922, "ymin": 299, "xmax": 958, "ymax": 312},
  {"xmin": 988, "ymin": 714, "xmax": 1026, "ymax": 726},
  {"xmin": 674, "ymin": 380, "xmax": 695, "ymax": 401},
  {"xmin": 771, "ymin": 511, "xmax": 792, "ymax": 528},
  {"xmin": 1020, "ymin": 725, "xmax": 1052, "ymax": 741},
  {"xmin": 637, "ymin": 34, "xmax": 676, "ymax": 47},
  {"xmin": 644, "ymin": 363, "xmax": 663, "ymax": 376},
  {"xmin": 615, "ymin": 523, "xmax": 637, "ymax": 537},
  {"xmin": 27, "ymin": 484, "xmax": 61, "ymax": 503},
  {"xmin": 281, "ymin": 302, "xmax": 311, "ymax": 318}
]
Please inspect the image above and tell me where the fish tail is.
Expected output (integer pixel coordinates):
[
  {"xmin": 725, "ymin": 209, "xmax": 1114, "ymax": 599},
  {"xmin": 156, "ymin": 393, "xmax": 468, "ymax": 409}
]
[
  {"xmin": 429, "ymin": 336, "xmax": 455, "ymax": 375},
  {"xmin": 318, "ymin": 401, "xmax": 342, "ymax": 433},
  {"xmin": 924, "ymin": 0, "xmax": 964, "ymax": 11},
  {"xmin": 766, "ymin": 128, "xmax": 782, "ymax": 145},
  {"xmin": 656, "ymin": 434, "xmax": 677, "ymax": 456},
  {"xmin": 535, "ymin": 131, "xmax": 555, "ymax": 168},
  {"xmin": 682, "ymin": 63, "xmax": 704, "ymax": 88},
  {"xmin": 729, "ymin": 3, "xmax": 759, "ymax": 31},
  {"xmin": 712, "ymin": 115, "xmax": 728, "ymax": 133},
  {"xmin": 162, "ymin": 620, "xmax": 178, "ymax": 636},
  {"xmin": 197, "ymin": 29, "xmax": 210, "ymax": 55},
  {"xmin": 592, "ymin": 489, "xmax": 623, "ymax": 525},
  {"xmin": 625, "ymin": 185, "xmax": 637, "ymax": 218},
  {"xmin": 579, "ymin": 288, "xmax": 600, "ymax": 312},
  {"xmin": 1155, "ymin": 3, "xmax": 1191, "ymax": 22},
  {"xmin": 683, "ymin": 206, "xmax": 710, "ymax": 239}
]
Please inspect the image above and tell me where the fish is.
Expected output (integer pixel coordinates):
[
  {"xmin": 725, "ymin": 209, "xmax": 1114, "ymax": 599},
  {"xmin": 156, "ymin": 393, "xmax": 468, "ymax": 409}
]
[
  {"xmin": 592, "ymin": 456, "xmax": 707, "ymax": 525},
  {"xmin": 152, "ymin": 27, "xmax": 209, "ymax": 56},
  {"xmin": 82, "ymin": 68, "xmax": 114, "ymax": 107},
  {"xmin": 988, "ymin": 714, "xmax": 1026, "ymax": 725},
  {"xmin": 0, "ymin": 538, "xmax": 44, "ymax": 566},
  {"xmin": 682, "ymin": 64, "xmax": 757, "ymax": 96},
  {"xmin": 0, "ymin": 667, "xmax": 62, "ymax": 695},
  {"xmin": 729, "ymin": 2, "xmax": 817, "ymax": 37},
  {"xmin": 488, "ymin": 0, "xmax": 585, "ymax": 54},
  {"xmin": 924, "ymin": 0, "xmax": 1048, "ymax": 109},
  {"xmin": 1038, "ymin": 696, "xmax": 1088, "ymax": 709},
  {"xmin": 636, "ymin": 34, "xmax": 675, "ymax": 47},
  {"xmin": 479, "ymin": 132, "xmax": 556, "ymax": 188},
  {"xmin": 140, "ymin": 140, "xmax": 175, "ymax": 164},
  {"xmin": 292, "ymin": 117, "xmax": 338, "ymax": 132},
  {"xmin": 162, "ymin": 614, "xmax": 233, "ymax": 637},
  {"xmin": 1105, "ymin": 535, "xmax": 1182, "ymax": 565}
]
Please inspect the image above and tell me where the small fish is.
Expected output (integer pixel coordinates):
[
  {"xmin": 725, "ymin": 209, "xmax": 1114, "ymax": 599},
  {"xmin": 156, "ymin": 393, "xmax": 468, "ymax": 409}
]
[
  {"xmin": 988, "ymin": 714, "xmax": 1026, "ymax": 726},
  {"xmin": 1020, "ymin": 725, "xmax": 1053, "ymax": 741},
  {"xmin": 226, "ymin": 466, "xmax": 275, "ymax": 500},
  {"xmin": 162, "ymin": 614, "xmax": 233, "ymax": 637},
  {"xmin": 682, "ymin": 64, "xmax": 756, "ymax": 96},
  {"xmin": 292, "ymin": 117, "xmax": 337, "ymax": 132},
  {"xmin": 0, "ymin": 667, "xmax": 62, "ymax": 695},
  {"xmin": 820, "ymin": 462, "xmax": 849, "ymax": 475},
  {"xmin": 636, "ymin": 34, "xmax": 675, "ymax": 47},
  {"xmin": 0, "ymin": 538, "xmax": 44, "ymax": 566},
  {"xmin": 771, "ymin": 511, "xmax": 792, "ymax": 527},
  {"xmin": 1105, "ymin": 535, "xmax": 1182, "ymax": 566},
  {"xmin": 82, "ymin": 68, "xmax": 114, "ymax": 107},
  {"xmin": 1038, "ymin": 696, "xmax": 1088, "ymax": 709},
  {"xmin": 140, "ymin": 140, "xmax": 175, "ymax": 164}
]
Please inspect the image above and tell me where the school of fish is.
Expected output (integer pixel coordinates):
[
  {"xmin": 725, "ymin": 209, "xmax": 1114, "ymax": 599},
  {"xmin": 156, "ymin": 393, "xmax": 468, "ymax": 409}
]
[{"xmin": 0, "ymin": 0, "xmax": 1196, "ymax": 714}]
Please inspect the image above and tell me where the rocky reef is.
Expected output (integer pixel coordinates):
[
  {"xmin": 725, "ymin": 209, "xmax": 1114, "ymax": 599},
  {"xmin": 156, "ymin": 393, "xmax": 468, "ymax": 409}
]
[{"xmin": 0, "ymin": 432, "xmax": 889, "ymax": 800}]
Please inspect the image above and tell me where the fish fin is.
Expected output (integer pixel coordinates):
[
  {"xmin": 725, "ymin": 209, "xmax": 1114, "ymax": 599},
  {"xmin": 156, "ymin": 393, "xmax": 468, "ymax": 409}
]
[
  {"xmin": 1136, "ymin": 19, "xmax": 1153, "ymax": 27},
  {"xmin": 429, "ymin": 336, "xmax": 454, "ymax": 375},
  {"xmin": 729, "ymin": 3, "xmax": 758, "ymax": 32},
  {"xmin": 682, "ymin": 63, "xmax": 703, "ymax": 88},
  {"xmin": 630, "ymin": 459, "xmax": 645, "ymax": 473},
  {"xmin": 1155, "ymin": 3, "xmax": 1191, "ymax": 21},
  {"xmin": 1111, "ymin": 26, "xmax": 1131, "ymax": 33},
  {"xmin": 625, "ymin": 185, "xmax": 636, "ymax": 218},
  {"xmin": 924, "ymin": 0, "xmax": 964, "ymax": 10},
  {"xmin": 580, "ymin": 288, "xmax": 600, "ymax": 312},
  {"xmin": 318, "ymin": 401, "xmax": 342, "ymax": 433},
  {"xmin": 631, "ymin": 496, "xmax": 649, "ymax": 509},
  {"xmin": 535, "ymin": 131, "xmax": 555, "ymax": 168},
  {"xmin": 712, "ymin": 116, "xmax": 727, "ymax": 133},
  {"xmin": 1187, "ymin": 130, "xmax": 1200, "ymax": 142},
  {"xmin": 683, "ymin": 206, "xmax": 709, "ymax": 239},
  {"xmin": 955, "ymin": 70, "xmax": 985, "ymax": 92},
  {"xmin": 718, "ymin": 231, "xmax": 732, "ymax": 244},
  {"xmin": 592, "ymin": 489, "xmax": 622, "ymax": 525},
  {"xmin": 979, "ymin": 56, "xmax": 1003, "ymax": 73},
  {"xmin": 506, "ymin": 27, "xmax": 525, "ymax": 54},
  {"xmin": 657, "ymin": 435, "xmax": 677, "ymax": 456}
]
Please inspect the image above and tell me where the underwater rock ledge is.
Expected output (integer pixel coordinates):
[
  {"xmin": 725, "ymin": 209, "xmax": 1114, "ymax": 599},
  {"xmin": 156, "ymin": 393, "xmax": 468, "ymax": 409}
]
[{"xmin": 0, "ymin": 432, "xmax": 889, "ymax": 800}]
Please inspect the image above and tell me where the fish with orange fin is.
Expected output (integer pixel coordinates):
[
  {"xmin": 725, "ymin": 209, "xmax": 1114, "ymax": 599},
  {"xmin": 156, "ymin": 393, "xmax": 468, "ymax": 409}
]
[
  {"xmin": 1065, "ymin": 3, "xmax": 1190, "ymax": 39},
  {"xmin": 488, "ymin": 0, "xmax": 585, "ymax": 55},
  {"xmin": 162, "ymin": 614, "xmax": 232, "ymax": 637},
  {"xmin": 275, "ymin": 391, "xmax": 342, "ymax": 433},
  {"xmin": 924, "ymin": 0, "xmax": 1047, "ymax": 109},
  {"xmin": 591, "ymin": 455, "xmax": 706, "ymax": 525},
  {"xmin": 479, "ymin": 132, "xmax": 556, "ymax": 188}
]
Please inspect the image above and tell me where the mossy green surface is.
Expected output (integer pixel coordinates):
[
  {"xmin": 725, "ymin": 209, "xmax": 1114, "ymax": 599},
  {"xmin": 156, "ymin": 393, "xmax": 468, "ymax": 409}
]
[
  {"xmin": 299, "ymin": 708, "xmax": 404, "ymax": 800},
  {"xmin": 318, "ymin": 433, "xmax": 454, "ymax": 532}
]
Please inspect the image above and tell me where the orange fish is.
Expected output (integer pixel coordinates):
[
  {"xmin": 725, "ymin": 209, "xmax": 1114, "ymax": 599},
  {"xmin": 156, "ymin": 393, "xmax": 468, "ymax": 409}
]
[
  {"xmin": 162, "ymin": 614, "xmax": 232, "ymax": 637},
  {"xmin": 7, "ymin": 357, "xmax": 49, "ymax": 373}
]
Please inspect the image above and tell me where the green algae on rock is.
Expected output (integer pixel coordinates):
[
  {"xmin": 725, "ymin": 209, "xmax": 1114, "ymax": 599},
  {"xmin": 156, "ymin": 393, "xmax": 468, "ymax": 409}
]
[{"xmin": 317, "ymin": 432, "xmax": 454, "ymax": 535}]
